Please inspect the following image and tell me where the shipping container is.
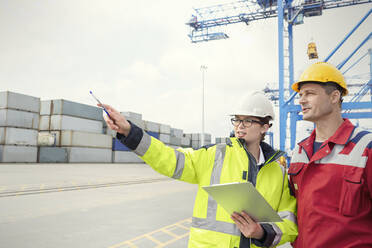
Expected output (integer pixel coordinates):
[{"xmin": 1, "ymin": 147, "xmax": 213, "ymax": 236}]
[
  {"xmin": 0, "ymin": 91, "xmax": 40, "ymax": 113},
  {"xmin": 52, "ymin": 99, "xmax": 103, "ymax": 121},
  {"xmin": 102, "ymin": 113, "xmax": 145, "ymax": 129},
  {"xmin": 0, "ymin": 109, "xmax": 39, "ymax": 129},
  {"xmin": 39, "ymin": 116, "xmax": 50, "ymax": 130},
  {"xmin": 121, "ymin": 111, "xmax": 142, "ymax": 120},
  {"xmin": 38, "ymin": 132, "xmax": 56, "ymax": 146},
  {"xmin": 184, "ymin": 133, "xmax": 192, "ymax": 139},
  {"xmin": 170, "ymin": 136, "xmax": 182, "ymax": 146},
  {"xmin": 215, "ymin": 137, "xmax": 230, "ymax": 144},
  {"xmin": 103, "ymin": 127, "xmax": 117, "ymax": 137},
  {"xmin": 171, "ymin": 128, "xmax": 183, "ymax": 138},
  {"xmin": 50, "ymin": 131, "xmax": 61, "ymax": 146},
  {"xmin": 0, "ymin": 127, "xmax": 37, "ymax": 146},
  {"xmin": 144, "ymin": 121, "xmax": 160, "ymax": 133},
  {"xmin": 0, "ymin": 145, "xmax": 37, "ymax": 163},
  {"xmin": 181, "ymin": 136, "xmax": 191, "ymax": 147},
  {"xmin": 159, "ymin": 133, "xmax": 170, "ymax": 144},
  {"xmin": 50, "ymin": 115, "xmax": 103, "ymax": 134},
  {"xmin": 40, "ymin": 100, "xmax": 52, "ymax": 115},
  {"xmin": 67, "ymin": 147, "xmax": 112, "ymax": 163},
  {"xmin": 60, "ymin": 130, "xmax": 111, "ymax": 148},
  {"xmin": 191, "ymin": 133, "xmax": 200, "ymax": 141},
  {"xmin": 112, "ymin": 151, "xmax": 144, "ymax": 163},
  {"xmin": 160, "ymin": 124, "xmax": 171, "ymax": 134},
  {"xmin": 191, "ymin": 133, "xmax": 211, "ymax": 141},
  {"xmin": 38, "ymin": 147, "xmax": 67, "ymax": 163}
]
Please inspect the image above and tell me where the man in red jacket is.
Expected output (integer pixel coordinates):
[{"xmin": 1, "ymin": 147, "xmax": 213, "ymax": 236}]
[{"xmin": 288, "ymin": 62, "xmax": 372, "ymax": 248}]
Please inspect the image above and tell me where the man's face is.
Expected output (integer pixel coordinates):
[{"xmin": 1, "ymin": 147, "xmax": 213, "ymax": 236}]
[
  {"xmin": 298, "ymin": 83, "xmax": 334, "ymax": 122},
  {"xmin": 233, "ymin": 115, "xmax": 268, "ymax": 143}
]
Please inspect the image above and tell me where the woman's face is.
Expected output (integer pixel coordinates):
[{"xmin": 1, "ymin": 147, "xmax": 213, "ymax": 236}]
[{"xmin": 232, "ymin": 115, "xmax": 268, "ymax": 144}]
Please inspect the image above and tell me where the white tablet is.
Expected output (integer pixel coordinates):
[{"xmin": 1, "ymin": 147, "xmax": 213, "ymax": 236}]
[{"xmin": 203, "ymin": 182, "xmax": 283, "ymax": 223}]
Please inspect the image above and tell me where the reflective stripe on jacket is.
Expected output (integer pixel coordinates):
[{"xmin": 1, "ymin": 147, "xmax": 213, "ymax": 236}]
[
  {"xmin": 289, "ymin": 119, "xmax": 372, "ymax": 248},
  {"xmin": 119, "ymin": 123, "xmax": 297, "ymax": 248}
]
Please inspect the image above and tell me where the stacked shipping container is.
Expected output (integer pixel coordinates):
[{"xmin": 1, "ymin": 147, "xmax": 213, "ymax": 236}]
[
  {"xmin": 38, "ymin": 100, "xmax": 66, "ymax": 162},
  {"xmin": 215, "ymin": 137, "xmax": 231, "ymax": 144},
  {"xmin": 38, "ymin": 99, "xmax": 112, "ymax": 163},
  {"xmin": 191, "ymin": 133, "xmax": 212, "ymax": 149},
  {"xmin": 0, "ymin": 91, "xmax": 40, "ymax": 162},
  {"xmin": 0, "ymin": 91, "xmax": 215, "ymax": 163},
  {"xmin": 170, "ymin": 128, "xmax": 183, "ymax": 148}
]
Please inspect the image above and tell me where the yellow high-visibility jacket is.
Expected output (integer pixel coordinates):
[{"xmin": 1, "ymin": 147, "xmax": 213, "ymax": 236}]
[{"xmin": 118, "ymin": 124, "xmax": 297, "ymax": 248}]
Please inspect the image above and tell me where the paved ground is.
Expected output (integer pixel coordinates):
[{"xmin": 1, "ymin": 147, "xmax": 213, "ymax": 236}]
[{"xmin": 0, "ymin": 163, "xmax": 292, "ymax": 247}]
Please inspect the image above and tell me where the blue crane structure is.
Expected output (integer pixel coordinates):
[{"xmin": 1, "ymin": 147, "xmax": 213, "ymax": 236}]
[{"xmin": 186, "ymin": 0, "xmax": 372, "ymax": 155}]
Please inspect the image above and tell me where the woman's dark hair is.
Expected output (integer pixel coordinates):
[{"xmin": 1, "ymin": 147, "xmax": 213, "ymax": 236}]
[{"xmin": 257, "ymin": 116, "xmax": 272, "ymax": 142}]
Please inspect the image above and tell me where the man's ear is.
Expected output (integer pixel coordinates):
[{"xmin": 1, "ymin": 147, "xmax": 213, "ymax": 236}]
[{"xmin": 330, "ymin": 90, "xmax": 341, "ymax": 104}]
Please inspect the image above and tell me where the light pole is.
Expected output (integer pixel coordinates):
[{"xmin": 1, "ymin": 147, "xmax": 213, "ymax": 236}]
[{"xmin": 200, "ymin": 65, "xmax": 207, "ymax": 147}]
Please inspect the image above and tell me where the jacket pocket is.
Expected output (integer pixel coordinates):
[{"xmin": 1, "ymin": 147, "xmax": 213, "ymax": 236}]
[
  {"xmin": 339, "ymin": 167, "xmax": 366, "ymax": 217},
  {"xmin": 288, "ymin": 163, "xmax": 304, "ymax": 176},
  {"xmin": 288, "ymin": 163, "xmax": 304, "ymax": 196}
]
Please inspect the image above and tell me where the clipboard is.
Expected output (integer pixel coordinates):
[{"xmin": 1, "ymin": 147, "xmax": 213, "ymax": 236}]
[{"xmin": 203, "ymin": 182, "xmax": 282, "ymax": 223}]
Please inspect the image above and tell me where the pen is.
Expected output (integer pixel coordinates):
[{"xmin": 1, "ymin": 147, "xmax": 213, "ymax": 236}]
[{"xmin": 89, "ymin": 91, "xmax": 111, "ymax": 118}]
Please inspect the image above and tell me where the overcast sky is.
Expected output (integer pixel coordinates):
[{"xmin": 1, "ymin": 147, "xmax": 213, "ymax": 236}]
[{"xmin": 0, "ymin": 0, "xmax": 371, "ymax": 146}]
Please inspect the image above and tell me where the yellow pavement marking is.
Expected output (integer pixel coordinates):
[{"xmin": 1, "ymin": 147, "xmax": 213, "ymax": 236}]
[
  {"xmin": 144, "ymin": 234, "xmax": 163, "ymax": 245},
  {"xmin": 71, "ymin": 181, "xmax": 80, "ymax": 190},
  {"xmin": 107, "ymin": 218, "xmax": 191, "ymax": 248},
  {"xmin": 156, "ymin": 232, "xmax": 190, "ymax": 248},
  {"xmin": 175, "ymin": 222, "xmax": 190, "ymax": 230},
  {"xmin": 15, "ymin": 185, "xmax": 27, "ymax": 196},
  {"xmin": 124, "ymin": 241, "xmax": 137, "ymax": 248},
  {"xmin": 161, "ymin": 229, "xmax": 179, "ymax": 238},
  {"xmin": 40, "ymin": 184, "xmax": 45, "ymax": 190}
]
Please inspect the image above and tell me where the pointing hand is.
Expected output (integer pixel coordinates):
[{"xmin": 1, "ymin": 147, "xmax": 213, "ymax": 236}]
[{"xmin": 98, "ymin": 104, "xmax": 131, "ymax": 136}]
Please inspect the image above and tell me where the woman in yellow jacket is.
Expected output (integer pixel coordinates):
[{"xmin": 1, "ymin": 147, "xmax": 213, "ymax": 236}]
[{"xmin": 101, "ymin": 91, "xmax": 297, "ymax": 248}]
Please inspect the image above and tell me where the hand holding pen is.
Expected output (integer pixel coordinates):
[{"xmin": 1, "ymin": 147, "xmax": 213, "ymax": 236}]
[
  {"xmin": 89, "ymin": 91, "xmax": 111, "ymax": 118},
  {"xmin": 90, "ymin": 91, "xmax": 131, "ymax": 136},
  {"xmin": 98, "ymin": 104, "xmax": 131, "ymax": 136}
]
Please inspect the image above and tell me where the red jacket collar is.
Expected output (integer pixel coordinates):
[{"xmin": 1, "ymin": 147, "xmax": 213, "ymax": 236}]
[
  {"xmin": 327, "ymin": 119, "xmax": 355, "ymax": 145},
  {"xmin": 298, "ymin": 119, "xmax": 355, "ymax": 156}
]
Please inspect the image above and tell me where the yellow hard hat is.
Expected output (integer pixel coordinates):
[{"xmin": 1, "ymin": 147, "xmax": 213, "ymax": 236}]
[{"xmin": 292, "ymin": 62, "xmax": 348, "ymax": 96}]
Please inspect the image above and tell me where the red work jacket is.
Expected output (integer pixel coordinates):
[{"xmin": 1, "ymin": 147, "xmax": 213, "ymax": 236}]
[{"xmin": 289, "ymin": 119, "xmax": 372, "ymax": 248}]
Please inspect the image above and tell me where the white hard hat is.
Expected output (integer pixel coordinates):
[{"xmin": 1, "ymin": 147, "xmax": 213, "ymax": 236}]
[{"xmin": 230, "ymin": 91, "xmax": 275, "ymax": 120}]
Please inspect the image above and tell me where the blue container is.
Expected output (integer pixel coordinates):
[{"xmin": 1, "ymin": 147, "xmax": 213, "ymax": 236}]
[
  {"xmin": 146, "ymin": 131, "xmax": 159, "ymax": 139},
  {"xmin": 112, "ymin": 138, "xmax": 131, "ymax": 151},
  {"xmin": 38, "ymin": 147, "xmax": 68, "ymax": 163}
]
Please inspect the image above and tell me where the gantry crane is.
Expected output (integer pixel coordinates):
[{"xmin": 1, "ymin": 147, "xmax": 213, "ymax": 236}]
[{"xmin": 186, "ymin": 0, "xmax": 372, "ymax": 154}]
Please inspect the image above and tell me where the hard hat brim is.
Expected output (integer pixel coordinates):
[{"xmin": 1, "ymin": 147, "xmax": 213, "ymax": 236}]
[{"xmin": 291, "ymin": 80, "xmax": 348, "ymax": 96}]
